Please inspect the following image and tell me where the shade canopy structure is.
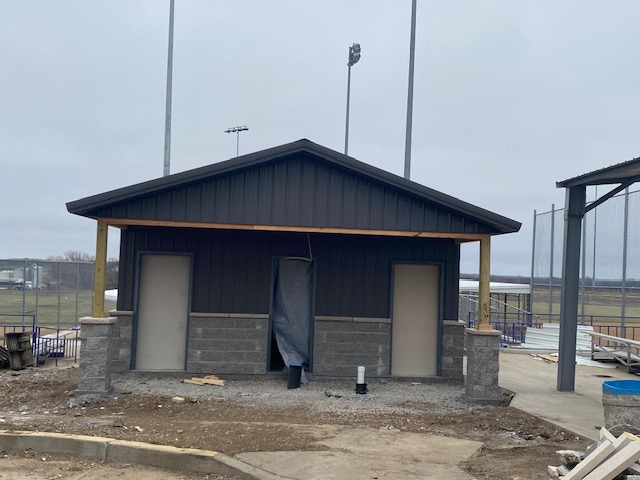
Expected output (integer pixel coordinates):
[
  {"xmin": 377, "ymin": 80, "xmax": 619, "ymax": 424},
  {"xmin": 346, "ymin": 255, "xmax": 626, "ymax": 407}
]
[{"xmin": 556, "ymin": 155, "xmax": 640, "ymax": 391}]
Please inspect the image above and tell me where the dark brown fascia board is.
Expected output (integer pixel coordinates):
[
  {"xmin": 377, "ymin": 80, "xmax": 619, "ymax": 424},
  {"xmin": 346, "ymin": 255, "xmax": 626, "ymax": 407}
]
[
  {"xmin": 557, "ymin": 156, "xmax": 640, "ymax": 188},
  {"xmin": 67, "ymin": 138, "xmax": 521, "ymax": 234}
]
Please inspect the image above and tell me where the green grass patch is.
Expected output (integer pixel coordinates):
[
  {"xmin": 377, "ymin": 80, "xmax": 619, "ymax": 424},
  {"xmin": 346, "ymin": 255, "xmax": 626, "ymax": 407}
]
[{"xmin": 0, "ymin": 288, "xmax": 92, "ymax": 327}]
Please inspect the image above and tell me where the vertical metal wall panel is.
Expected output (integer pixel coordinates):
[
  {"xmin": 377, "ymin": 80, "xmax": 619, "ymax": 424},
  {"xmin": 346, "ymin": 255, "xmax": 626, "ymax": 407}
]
[
  {"xmin": 355, "ymin": 179, "xmax": 371, "ymax": 229},
  {"xmin": 141, "ymin": 195, "xmax": 158, "ymax": 220},
  {"xmin": 112, "ymin": 204, "xmax": 128, "ymax": 218},
  {"xmin": 396, "ymin": 195, "xmax": 411, "ymax": 230},
  {"xmin": 328, "ymin": 168, "xmax": 344, "ymax": 226},
  {"xmin": 409, "ymin": 200, "xmax": 425, "ymax": 231},
  {"xmin": 437, "ymin": 211, "xmax": 452, "ymax": 231},
  {"xmin": 299, "ymin": 160, "xmax": 316, "ymax": 225},
  {"xmin": 272, "ymin": 162, "xmax": 288, "ymax": 225},
  {"xmin": 284, "ymin": 158, "xmax": 302, "ymax": 225},
  {"xmin": 117, "ymin": 227, "xmax": 458, "ymax": 318},
  {"xmin": 342, "ymin": 174, "xmax": 358, "ymax": 227},
  {"xmin": 156, "ymin": 191, "xmax": 172, "ymax": 220},
  {"xmin": 127, "ymin": 198, "xmax": 143, "ymax": 219},
  {"xmin": 92, "ymin": 153, "xmax": 492, "ymax": 234},
  {"xmin": 214, "ymin": 176, "xmax": 231, "ymax": 222},
  {"xmin": 257, "ymin": 166, "xmax": 274, "ymax": 225},
  {"xmin": 170, "ymin": 189, "xmax": 187, "ymax": 221},
  {"xmin": 313, "ymin": 163, "xmax": 330, "ymax": 227},
  {"xmin": 243, "ymin": 169, "xmax": 260, "ymax": 224},
  {"xmin": 383, "ymin": 190, "xmax": 398, "ymax": 230},
  {"xmin": 369, "ymin": 184, "xmax": 385, "ymax": 229},
  {"xmin": 228, "ymin": 172, "xmax": 246, "ymax": 224},
  {"xmin": 184, "ymin": 185, "xmax": 201, "ymax": 222}
]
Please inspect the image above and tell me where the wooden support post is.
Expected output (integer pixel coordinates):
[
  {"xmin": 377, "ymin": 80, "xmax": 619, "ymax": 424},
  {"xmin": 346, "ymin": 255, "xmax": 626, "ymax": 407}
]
[
  {"xmin": 92, "ymin": 221, "xmax": 108, "ymax": 318},
  {"xmin": 477, "ymin": 236, "xmax": 492, "ymax": 330}
]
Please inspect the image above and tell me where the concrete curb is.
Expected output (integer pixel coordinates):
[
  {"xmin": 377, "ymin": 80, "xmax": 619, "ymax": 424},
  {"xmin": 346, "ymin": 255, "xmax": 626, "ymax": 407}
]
[{"xmin": 0, "ymin": 430, "xmax": 289, "ymax": 480}]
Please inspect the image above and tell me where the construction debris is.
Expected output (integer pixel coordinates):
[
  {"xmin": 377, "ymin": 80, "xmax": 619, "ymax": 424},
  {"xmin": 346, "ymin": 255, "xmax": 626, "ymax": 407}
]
[
  {"xmin": 182, "ymin": 375, "xmax": 225, "ymax": 387},
  {"xmin": 548, "ymin": 427, "xmax": 640, "ymax": 479}
]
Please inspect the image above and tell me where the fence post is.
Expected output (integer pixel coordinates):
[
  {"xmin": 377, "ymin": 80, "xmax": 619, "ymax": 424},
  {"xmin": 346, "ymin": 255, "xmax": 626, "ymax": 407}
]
[{"xmin": 22, "ymin": 259, "xmax": 27, "ymax": 329}]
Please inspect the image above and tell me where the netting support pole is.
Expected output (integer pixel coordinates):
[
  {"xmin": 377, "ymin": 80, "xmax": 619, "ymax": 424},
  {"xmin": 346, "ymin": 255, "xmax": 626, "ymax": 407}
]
[
  {"xmin": 549, "ymin": 204, "xmax": 555, "ymax": 321},
  {"xmin": 621, "ymin": 187, "xmax": 629, "ymax": 337},
  {"xmin": 530, "ymin": 209, "xmax": 536, "ymax": 325}
]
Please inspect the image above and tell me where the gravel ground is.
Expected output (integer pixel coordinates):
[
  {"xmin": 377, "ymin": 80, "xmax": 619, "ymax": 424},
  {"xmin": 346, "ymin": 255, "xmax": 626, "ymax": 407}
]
[
  {"xmin": 113, "ymin": 375, "xmax": 479, "ymax": 416},
  {"xmin": 0, "ymin": 366, "xmax": 588, "ymax": 479}
]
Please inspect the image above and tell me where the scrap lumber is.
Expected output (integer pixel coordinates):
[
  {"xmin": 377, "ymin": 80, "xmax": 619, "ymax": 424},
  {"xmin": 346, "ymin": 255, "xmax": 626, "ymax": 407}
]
[
  {"xmin": 582, "ymin": 442, "xmax": 640, "ymax": 480},
  {"xmin": 182, "ymin": 376, "xmax": 225, "ymax": 386},
  {"xmin": 563, "ymin": 429, "xmax": 632, "ymax": 480}
]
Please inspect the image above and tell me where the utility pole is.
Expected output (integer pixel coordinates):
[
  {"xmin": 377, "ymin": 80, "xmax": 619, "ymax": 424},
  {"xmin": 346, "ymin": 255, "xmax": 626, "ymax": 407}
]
[{"xmin": 344, "ymin": 43, "xmax": 361, "ymax": 155}]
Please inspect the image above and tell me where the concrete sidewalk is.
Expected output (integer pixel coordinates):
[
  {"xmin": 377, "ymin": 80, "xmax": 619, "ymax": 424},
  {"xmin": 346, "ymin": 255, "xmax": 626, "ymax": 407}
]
[{"xmin": 499, "ymin": 350, "xmax": 637, "ymax": 441}]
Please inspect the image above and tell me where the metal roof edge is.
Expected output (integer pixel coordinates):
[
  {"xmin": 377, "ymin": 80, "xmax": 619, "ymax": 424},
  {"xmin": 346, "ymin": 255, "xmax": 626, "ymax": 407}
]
[{"xmin": 557, "ymin": 155, "xmax": 640, "ymax": 188}]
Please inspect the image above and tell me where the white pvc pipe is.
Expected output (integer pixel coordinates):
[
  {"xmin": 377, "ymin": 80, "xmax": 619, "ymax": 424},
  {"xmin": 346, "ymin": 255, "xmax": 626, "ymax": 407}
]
[{"xmin": 357, "ymin": 366, "xmax": 365, "ymax": 384}]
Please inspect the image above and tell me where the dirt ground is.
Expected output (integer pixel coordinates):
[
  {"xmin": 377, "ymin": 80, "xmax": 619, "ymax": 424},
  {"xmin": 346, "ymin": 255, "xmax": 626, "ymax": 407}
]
[{"xmin": 0, "ymin": 365, "xmax": 589, "ymax": 479}]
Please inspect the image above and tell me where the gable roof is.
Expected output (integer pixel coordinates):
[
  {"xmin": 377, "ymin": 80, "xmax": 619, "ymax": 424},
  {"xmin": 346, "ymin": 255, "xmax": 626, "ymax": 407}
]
[{"xmin": 67, "ymin": 139, "xmax": 520, "ymax": 236}]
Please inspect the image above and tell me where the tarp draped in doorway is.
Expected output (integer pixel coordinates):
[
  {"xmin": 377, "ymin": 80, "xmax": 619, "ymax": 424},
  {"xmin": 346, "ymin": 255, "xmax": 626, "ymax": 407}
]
[{"xmin": 271, "ymin": 258, "xmax": 313, "ymax": 370}]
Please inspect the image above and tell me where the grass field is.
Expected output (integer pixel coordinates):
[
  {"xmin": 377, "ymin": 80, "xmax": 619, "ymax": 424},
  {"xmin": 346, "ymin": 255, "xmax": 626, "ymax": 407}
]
[
  {"xmin": 0, "ymin": 288, "xmax": 92, "ymax": 327},
  {"xmin": 531, "ymin": 285, "xmax": 640, "ymax": 324}
]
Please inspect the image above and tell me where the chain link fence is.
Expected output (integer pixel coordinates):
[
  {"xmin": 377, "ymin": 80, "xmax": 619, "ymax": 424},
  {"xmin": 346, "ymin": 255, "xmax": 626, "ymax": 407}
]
[
  {"xmin": 532, "ymin": 188, "xmax": 640, "ymax": 330},
  {"xmin": 0, "ymin": 259, "xmax": 95, "ymax": 328}
]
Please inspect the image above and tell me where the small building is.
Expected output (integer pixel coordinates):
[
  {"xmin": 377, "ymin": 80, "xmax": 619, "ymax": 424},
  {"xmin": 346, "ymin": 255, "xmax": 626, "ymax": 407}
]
[{"xmin": 67, "ymin": 139, "xmax": 520, "ymax": 384}]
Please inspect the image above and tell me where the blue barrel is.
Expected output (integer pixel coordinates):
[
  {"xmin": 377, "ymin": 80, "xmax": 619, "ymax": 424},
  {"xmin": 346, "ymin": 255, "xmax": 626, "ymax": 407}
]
[{"xmin": 602, "ymin": 380, "xmax": 640, "ymax": 434}]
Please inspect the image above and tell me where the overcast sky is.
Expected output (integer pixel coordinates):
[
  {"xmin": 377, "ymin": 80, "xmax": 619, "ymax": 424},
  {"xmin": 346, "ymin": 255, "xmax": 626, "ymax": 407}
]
[{"xmin": 2, "ymin": 1, "xmax": 640, "ymax": 275}]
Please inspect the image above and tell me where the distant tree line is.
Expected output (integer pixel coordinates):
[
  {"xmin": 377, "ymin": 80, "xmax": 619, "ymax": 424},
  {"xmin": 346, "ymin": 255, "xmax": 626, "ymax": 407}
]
[{"xmin": 44, "ymin": 251, "xmax": 118, "ymax": 291}]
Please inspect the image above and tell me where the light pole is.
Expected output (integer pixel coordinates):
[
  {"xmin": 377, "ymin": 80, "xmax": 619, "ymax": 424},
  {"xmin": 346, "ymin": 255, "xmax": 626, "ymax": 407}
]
[
  {"xmin": 404, "ymin": 0, "xmax": 417, "ymax": 180},
  {"xmin": 225, "ymin": 126, "xmax": 249, "ymax": 157},
  {"xmin": 163, "ymin": 0, "xmax": 175, "ymax": 177},
  {"xmin": 344, "ymin": 43, "xmax": 361, "ymax": 155}
]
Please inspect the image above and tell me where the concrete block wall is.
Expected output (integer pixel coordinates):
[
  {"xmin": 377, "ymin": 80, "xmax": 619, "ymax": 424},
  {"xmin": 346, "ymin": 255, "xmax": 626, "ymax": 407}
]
[
  {"xmin": 187, "ymin": 314, "xmax": 269, "ymax": 374},
  {"xmin": 465, "ymin": 328, "xmax": 502, "ymax": 404},
  {"xmin": 442, "ymin": 320, "xmax": 465, "ymax": 381},
  {"xmin": 110, "ymin": 313, "xmax": 133, "ymax": 373},
  {"xmin": 313, "ymin": 317, "xmax": 391, "ymax": 377},
  {"xmin": 77, "ymin": 317, "xmax": 117, "ymax": 396}
]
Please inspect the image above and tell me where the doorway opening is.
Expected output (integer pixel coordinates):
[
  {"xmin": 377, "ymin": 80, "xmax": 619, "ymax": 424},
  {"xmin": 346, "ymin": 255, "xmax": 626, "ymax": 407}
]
[{"xmin": 268, "ymin": 257, "xmax": 314, "ymax": 372}]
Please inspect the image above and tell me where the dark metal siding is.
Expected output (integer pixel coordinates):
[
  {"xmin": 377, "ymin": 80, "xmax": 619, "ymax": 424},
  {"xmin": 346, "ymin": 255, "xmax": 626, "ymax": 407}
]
[
  {"xmin": 97, "ymin": 154, "xmax": 492, "ymax": 234},
  {"xmin": 117, "ymin": 228, "xmax": 460, "ymax": 320}
]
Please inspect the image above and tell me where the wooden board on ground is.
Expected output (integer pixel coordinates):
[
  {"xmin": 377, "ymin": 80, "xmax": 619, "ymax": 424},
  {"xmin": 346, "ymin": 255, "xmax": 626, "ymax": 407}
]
[{"xmin": 182, "ymin": 376, "xmax": 225, "ymax": 386}]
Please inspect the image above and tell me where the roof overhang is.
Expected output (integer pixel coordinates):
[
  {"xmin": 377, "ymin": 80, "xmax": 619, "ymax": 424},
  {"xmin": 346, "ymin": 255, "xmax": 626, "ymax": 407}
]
[
  {"xmin": 557, "ymin": 156, "xmax": 640, "ymax": 188},
  {"xmin": 101, "ymin": 217, "xmax": 490, "ymax": 243}
]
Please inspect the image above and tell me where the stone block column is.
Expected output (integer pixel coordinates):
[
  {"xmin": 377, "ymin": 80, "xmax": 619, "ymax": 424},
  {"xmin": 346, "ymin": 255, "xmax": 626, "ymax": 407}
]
[
  {"xmin": 465, "ymin": 328, "xmax": 502, "ymax": 404},
  {"xmin": 442, "ymin": 320, "xmax": 465, "ymax": 381},
  {"xmin": 76, "ymin": 316, "xmax": 117, "ymax": 397}
]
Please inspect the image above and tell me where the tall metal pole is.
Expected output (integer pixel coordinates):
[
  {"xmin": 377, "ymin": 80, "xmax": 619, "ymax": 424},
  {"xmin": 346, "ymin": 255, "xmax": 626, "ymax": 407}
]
[
  {"xmin": 344, "ymin": 43, "xmax": 360, "ymax": 155},
  {"xmin": 529, "ymin": 209, "xmax": 537, "ymax": 324},
  {"xmin": 549, "ymin": 204, "xmax": 555, "ymax": 321},
  {"xmin": 557, "ymin": 185, "xmax": 586, "ymax": 392},
  {"xmin": 404, "ymin": 0, "xmax": 417, "ymax": 180},
  {"xmin": 621, "ymin": 187, "xmax": 630, "ymax": 336},
  {"xmin": 344, "ymin": 63, "xmax": 352, "ymax": 155},
  {"xmin": 580, "ymin": 208, "xmax": 587, "ymax": 320},
  {"xmin": 163, "ymin": 0, "xmax": 175, "ymax": 177}
]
